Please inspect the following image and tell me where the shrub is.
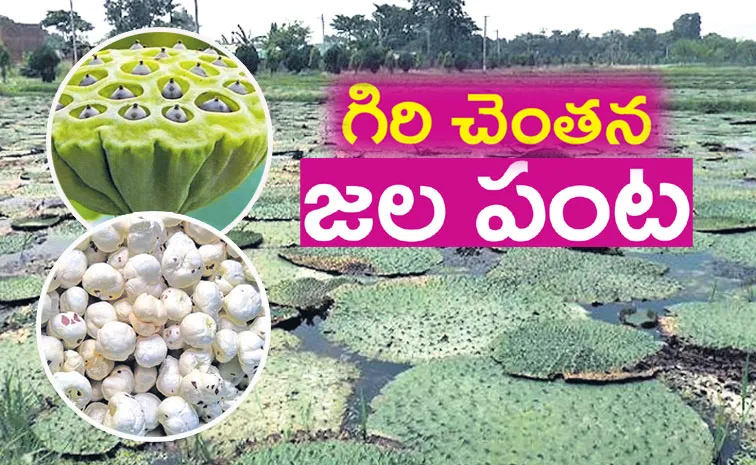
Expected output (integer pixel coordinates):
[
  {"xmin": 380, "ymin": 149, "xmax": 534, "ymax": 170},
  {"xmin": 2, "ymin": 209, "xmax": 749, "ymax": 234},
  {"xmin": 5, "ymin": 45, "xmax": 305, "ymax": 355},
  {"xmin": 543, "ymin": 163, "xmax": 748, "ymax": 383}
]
[
  {"xmin": 384, "ymin": 50, "xmax": 396, "ymax": 72},
  {"xmin": 443, "ymin": 51, "xmax": 454, "ymax": 70},
  {"xmin": 235, "ymin": 44, "xmax": 259, "ymax": 74},
  {"xmin": 266, "ymin": 49, "xmax": 282, "ymax": 72},
  {"xmin": 362, "ymin": 47, "xmax": 383, "ymax": 73},
  {"xmin": 398, "ymin": 52, "xmax": 413, "ymax": 72},
  {"xmin": 349, "ymin": 50, "xmax": 364, "ymax": 71},
  {"xmin": 284, "ymin": 48, "xmax": 307, "ymax": 73},
  {"xmin": 0, "ymin": 43, "xmax": 10, "ymax": 83},
  {"xmin": 308, "ymin": 47, "xmax": 321, "ymax": 70},
  {"xmin": 22, "ymin": 45, "xmax": 60, "ymax": 82},
  {"xmin": 453, "ymin": 53, "xmax": 470, "ymax": 72},
  {"xmin": 323, "ymin": 46, "xmax": 343, "ymax": 74}
]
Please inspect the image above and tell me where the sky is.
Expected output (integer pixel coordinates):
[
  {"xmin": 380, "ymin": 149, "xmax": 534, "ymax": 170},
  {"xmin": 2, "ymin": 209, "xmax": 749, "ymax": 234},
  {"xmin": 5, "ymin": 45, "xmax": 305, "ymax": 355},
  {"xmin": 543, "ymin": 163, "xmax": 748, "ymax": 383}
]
[{"xmin": 2, "ymin": 0, "xmax": 755, "ymax": 44}]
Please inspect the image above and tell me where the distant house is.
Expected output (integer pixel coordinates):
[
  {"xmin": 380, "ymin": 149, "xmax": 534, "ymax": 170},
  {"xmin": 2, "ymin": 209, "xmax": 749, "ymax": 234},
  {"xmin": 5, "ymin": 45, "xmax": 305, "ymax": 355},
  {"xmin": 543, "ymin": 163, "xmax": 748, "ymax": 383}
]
[{"xmin": 0, "ymin": 16, "xmax": 48, "ymax": 63}]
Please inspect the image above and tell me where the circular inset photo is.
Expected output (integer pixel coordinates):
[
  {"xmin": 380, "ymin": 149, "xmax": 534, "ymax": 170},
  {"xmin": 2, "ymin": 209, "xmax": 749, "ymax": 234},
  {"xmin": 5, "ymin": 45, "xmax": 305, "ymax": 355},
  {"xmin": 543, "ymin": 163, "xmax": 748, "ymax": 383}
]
[
  {"xmin": 47, "ymin": 28, "xmax": 272, "ymax": 233},
  {"xmin": 36, "ymin": 212, "xmax": 271, "ymax": 441}
]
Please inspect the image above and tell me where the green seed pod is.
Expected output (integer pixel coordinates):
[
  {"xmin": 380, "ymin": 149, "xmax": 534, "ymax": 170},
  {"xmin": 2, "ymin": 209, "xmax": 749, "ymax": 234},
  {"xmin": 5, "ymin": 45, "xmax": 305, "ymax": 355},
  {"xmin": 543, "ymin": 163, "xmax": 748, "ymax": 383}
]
[{"xmin": 51, "ymin": 39, "xmax": 268, "ymax": 216}]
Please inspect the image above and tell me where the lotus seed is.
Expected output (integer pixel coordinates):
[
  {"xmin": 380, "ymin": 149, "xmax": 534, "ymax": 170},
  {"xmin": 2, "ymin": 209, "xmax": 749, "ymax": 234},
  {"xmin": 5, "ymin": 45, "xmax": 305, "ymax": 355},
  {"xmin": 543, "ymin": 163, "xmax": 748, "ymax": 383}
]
[
  {"xmin": 110, "ymin": 85, "xmax": 136, "ymax": 100},
  {"xmin": 165, "ymin": 104, "xmax": 188, "ymax": 123},
  {"xmin": 124, "ymin": 103, "xmax": 148, "ymax": 120},
  {"xmin": 131, "ymin": 60, "xmax": 151, "ymax": 75},
  {"xmin": 130, "ymin": 40, "xmax": 144, "ymax": 50},
  {"xmin": 228, "ymin": 80, "xmax": 248, "ymax": 95},
  {"xmin": 79, "ymin": 104, "xmax": 100, "ymax": 119},
  {"xmin": 155, "ymin": 47, "xmax": 170, "ymax": 60},
  {"xmin": 173, "ymin": 40, "xmax": 186, "ymax": 50},
  {"xmin": 212, "ymin": 57, "xmax": 228, "ymax": 67},
  {"xmin": 161, "ymin": 78, "xmax": 183, "ymax": 99},
  {"xmin": 89, "ymin": 55, "xmax": 104, "ymax": 65},
  {"xmin": 79, "ymin": 74, "xmax": 98, "ymax": 86},
  {"xmin": 190, "ymin": 62, "xmax": 208, "ymax": 77},
  {"xmin": 199, "ymin": 96, "xmax": 231, "ymax": 113}
]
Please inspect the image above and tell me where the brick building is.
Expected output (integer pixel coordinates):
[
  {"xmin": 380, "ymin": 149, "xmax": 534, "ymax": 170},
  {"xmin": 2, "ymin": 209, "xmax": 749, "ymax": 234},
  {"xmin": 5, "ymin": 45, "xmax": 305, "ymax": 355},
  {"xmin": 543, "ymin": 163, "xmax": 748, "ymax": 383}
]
[{"xmin": 0, "ymin": 16, "xmax": 48, "ymax": 63}]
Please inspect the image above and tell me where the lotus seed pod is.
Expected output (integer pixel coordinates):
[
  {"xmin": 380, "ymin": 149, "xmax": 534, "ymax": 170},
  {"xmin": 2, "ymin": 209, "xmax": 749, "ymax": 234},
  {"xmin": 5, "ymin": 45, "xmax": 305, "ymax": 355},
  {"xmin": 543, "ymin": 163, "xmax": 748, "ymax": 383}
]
[
  {"xmin": 248, "ymin": 315, "xmax": 270, "ymax": 339},
  {"xmin": 197, "ymin": 401, "xmax": 223, "ymax": 423},
  {"xmin": 82, "ymin": 263, "xmax": 125, "ymax": 300},
  {"xmin": 212, "ymin": 329, "xmax": 239, "ymax": 363},
  {"xmin": 178, "ymin": 347, "xmax": 213, "ymax": 376},
  {"xmin": 134, "ymin": 392, "xmax": 161, "ymax": 431},
  {"xmin": 158, "ymin": 396, "xmax": 199, "ymax": 436},
  {"xmin": 190, "ymin": 62, "xmax": 208, "ymax": 77},
  {"xmin": 107, "ymin": 247, "xmax": 130, "ymax": 270},
  {"xmin": 55, "ymin": 250, "xmax": 88, "ymax": 289},
  {"xmin": 59, "ymin": 286, "xmax": 89, "ymax": 315},
  {"xmin": 41, "ymin": 335, "xmax": 65, "ymax": 373},
  {"xmin": 112, "ymin": 299, "xmax": 133, "ymax": 323},
  {"xmin": 199, "ymin": 96, "xmax": 231, "ymax": 113},
  {"xmin": 180, "ymin": 312, "xmax": 216, "ymax": 349},
  {"xmin": 39, "ymin": 291, "xmax": 60, "ymax": 324},
  {"xmin": 129, "ymin": 313, "xmax": 163, "ymax": 337},
  {"xmin": 173, "ymin": 40, "xmax": 186, "ymax": 50},
  {"xmin": 102, "ymin": 365, "xmax": 135, "ymax": 400},
  {"xmin": 124, "ymin": 103, "xmax": 148, "ymax": 120},
  {"xmin": 78, "ymin": 339, "xmax": 115, "ymax": 380},
  {"xmin": 192, "ymin": 280, "xmax": 223, "ymax": 319},
  {"xmin": 179, "ymin": 369, "xmax": 223, "ymax": 405},
  {"xmin": 134, "ymin": 334, "xmax": 168, "ymax": 368},
  {"xmin": 161, "ymin": 78, "xmax": 183, "ymax": 99},
  {"xmin": 165, "ymin": 104, "xmax": 188, "ymax": 123},
  {"xmin": 130, "ymin": 40, "xmax": 144, "ymax": 50},
  {"xmin": 127, "ymin": 217, "xmax": 166, "ymax": 255},
  {"xmin": 162, "ymin": 324, "xmax": 184, "ymax": 350},
  {"xmin": 183, "ymin": 222, "xmax": 219, "ymax": 245},
  {"xmin": 218, "ymin": 312, "xmax": 247, "ymax": 332},
  {"xmin": 155, "ymin": 47, "xmax": 170, "ymax": 60},
  {"xmin": 53, "ymin": 371, "xmax": 92, "ymax": 409},
  {"xmin": 85, "ymin": 402, "xmax": 108, "ymax": 423},
  {"xmin": 162, "ymin": 244, "xmax": 203, "ymax": 289},
  {"xmin": 110, "ymin": 85, "xmax": 136, "ymax": 100},
  {"xmin": 134, "ymin": 365, "xmax": 157, "ymax": 393},
  {"xmin": 213, "ymin": 260, "xmax": 246, "ymax": 295},
  {"xmin": 89, "ymin": 55, "xmax": 104, "ymax": 65},
  {"xmin": 223, "ymin": 284, "xmax": 262, "ymax": 322},
  {"xmin": 95, "ymin": 321, "xmax": 136, "ymax": 361},
  {"xmin": 62, "ymin": 350, "xmax": 86, "ymax": 375},
  {"xmin": 49, "ymin": 312, "xmax": 87, "ymax": 349},
  {"xmin": 131, "ymin": 60, "xmax": 151, "ymax": 75},
  {"xmin": 198, "ymin": 242, "xmax": 226, "ymax": 276},
  {"xmin": 227, "ymin": 80, "xmax": 249, "ymax": 95},
  {"xmin": 237, "ymin": 330, "xmax": 265, "ymax": 375},
  {"xmin": 91, "ymin": 380, "xmax": 104, "ymax": 401},
  {"xmin": 79, "ymin": 74, "xmax": 98, "ymax": 86},
  {"xmin": 103, "ymin": 392, "xmax": 146, "ymax": 436},
  {"xmin": 161, "ymin": 288, "xmax": 193, "ymax": 321},
  {"xmin": 156, "ymin": 356, "xmax": 182, "ymax": 397},
  {"xmin": 132, "ymin": 293, "xmax": 168, "ymax": 326},
  {"xmin": 86, "ymin": 301, "xmax": 118, "ymax": 338}
]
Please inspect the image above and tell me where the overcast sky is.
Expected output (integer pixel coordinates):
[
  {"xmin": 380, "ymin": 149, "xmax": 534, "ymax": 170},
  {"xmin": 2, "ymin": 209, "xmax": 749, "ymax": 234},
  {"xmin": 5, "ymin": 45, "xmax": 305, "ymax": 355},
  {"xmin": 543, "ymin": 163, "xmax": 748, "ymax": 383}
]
[{"xmin": 3, "ymin": 0, "xmax": 755, "ymax": 44}]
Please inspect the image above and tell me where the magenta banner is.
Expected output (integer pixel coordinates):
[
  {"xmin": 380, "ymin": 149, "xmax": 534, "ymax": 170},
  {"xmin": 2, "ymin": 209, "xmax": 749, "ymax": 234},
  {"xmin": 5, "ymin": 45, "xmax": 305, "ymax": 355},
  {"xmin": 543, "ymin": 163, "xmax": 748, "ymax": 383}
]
[
  {"xmin": 329, "ymin": 74, "xmax": 666, "ymax": 156},
  {"xmin": 300, "ymin": 157, "xmax": 693, "ymax": 247}
]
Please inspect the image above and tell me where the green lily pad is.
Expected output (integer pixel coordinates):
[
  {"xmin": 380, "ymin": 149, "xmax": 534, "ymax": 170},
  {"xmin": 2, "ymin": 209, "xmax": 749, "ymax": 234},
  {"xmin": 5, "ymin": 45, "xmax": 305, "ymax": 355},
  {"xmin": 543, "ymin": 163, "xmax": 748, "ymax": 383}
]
[
  {"xmin": 250, "ymin": 185, "xmax": 300, "ymax": 220},
  {"xmin": 0, "ymin": 233, "xmax": 34, "ymax": 255},
  {"xmin": 695, "ymin": 199, "xmax": 756, "ymax": 232},
  {"xmin": 0, "ymin": 275, "xmax": 45, "ymax": 303},
  {"xmin": 227, "ymin": 229, "xmax": 264, "ymax": 249},
  {"xmin": 11, "ymin": 216, "xmax": 63, "ymax": 231},
  {"xmin": 202, "ymin": 330, "xmax": 358, "ymax": 452},
  {"xmin": 58, "ymin": 448, "xmax": 163, "ymax": 465},
  {"xmin": 369, "ymin": 357, "xmax": 714, "ymax": 465},
  {"xmin": 32, "ymin": 405, "xmax": 120, "ymax": 455},
  {"xmin": 488, "ymin": 248, "xmax": 681, "ymax": 304},
  {"xmin": 0, "ymin": 329, "xmax": 54, "ymax": 399},
  {"xmin": 280, "ymin": 247, "xmax": 443, "ymax": 276},
  {"xmin": 47, "ymin": 220, "xmax": 88, "ymax": 240},
  {"xmin": 662, "ymin": 300, "xmax": 756, "ymax": 352},
  {"xmin": 269, "ymin": 277, "xmax": 354, "ymax": 311},
  {"xmin": 232, "ymin": 441, "xmax": 424, "ymax": 465},
  {"xmin": 245, "ymin": 249, "xmax": 332, "ymax": 287},
  {"xmin": 271, "ymin": 305, "xmax": 300, "ymax": 324},
  {"xmin": 246, "ymin": 220, "xmax": 300, "ymax": 248},
  {"xmin": 323, "ymin": 276, "xmax": 586, "ymax": 363},
  {"xmin": 709, "ymin": 231, "xmax": 756, "ymax": 268},
  {"xmin": 491, "ymin": 319, "xmax": 661, "ymax": 380}
]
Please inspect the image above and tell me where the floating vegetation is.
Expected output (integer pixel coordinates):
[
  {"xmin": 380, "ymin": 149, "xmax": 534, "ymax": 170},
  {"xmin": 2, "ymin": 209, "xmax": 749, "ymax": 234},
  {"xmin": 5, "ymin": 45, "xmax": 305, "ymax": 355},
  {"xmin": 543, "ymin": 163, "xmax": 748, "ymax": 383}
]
[
  {"xmin": 663, "ymin": 300, "xmax": 756, "ymax": 352},
  {"xmin": 0, "ymin": 275, "xmax": 45, "ymax": 303},
  {"xmin": 280, "ymin": 247, "xmax": 443, "ymax": 277},
  {"xmin": 268, "ymin": 277, "xmax": 354, "ymax": 311},
  {"xmin": 232, "ymin": 441, "xmax": 424, "ymax": 465},
  {"xmin": 249, "ymin": 185, "xmax": 300, "ymax": 220},
  {"xmin": 32, "ymin": 406, "xmax": 120, "ymax": 455}
]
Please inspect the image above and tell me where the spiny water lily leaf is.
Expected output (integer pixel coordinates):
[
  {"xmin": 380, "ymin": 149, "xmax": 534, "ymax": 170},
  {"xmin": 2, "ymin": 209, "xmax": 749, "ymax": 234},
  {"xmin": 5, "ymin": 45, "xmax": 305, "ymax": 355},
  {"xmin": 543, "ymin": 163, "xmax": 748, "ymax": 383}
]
[
  {"xmin": 280, "ymin": 247, "xmax": 443, "ymax": 276},
  {"xmin": 269, "ymin": 277, "xmax": 354, "ymax": 311},
  {"xmin": 246, "ymin": 220, "xmax": 300, "ymax": 248},
  {"xmin": 11, "ymin": 216, "xmax": 63, "ymax": 231},
  {"xmin": 0, "ymin": 275, "xmax": 45, "ymax": 303},
  {"xmin": 47, "ymin": 220, "xmax": 88, "ymax": 240},
  {"xmin": 249, "ymin": 185, "xmax": 300, "ymax": 220},
  {"xmin": 232, "ymin": 441, "xmax": 424, "ymax": 465},
  {"xmin": 0, "ymin": 329, "xmax": 54, "ymax": 399},
  {"xmin": 662, "ymin": 300, "xmax": 756, "ymax": 352},
  {"xmin": 202, "ymin": 330, "xmax": 358, "ymax": 451},
  {"xmin": 620, "ymin": 231, "xmax": 715, "ymax": 255},
  {"xmin": 324, "ymin": 276, "xmax": 586, "ymax": 363},
  {"xmin": 709, "ymin": 231, "xmax": 756, "ymax": 268},
  {"xmin": 491, "ymin": 319, "xmax": 661, "ymax": 380},
  {"xmin": 32, "ymin": 405, "xmax": 120, "ymax": 455},
  {"xmin": 58, "ymin": 448, "xmax": 163, "ymax": 465},
  {"xmin": 245, "ymin": 249, "xmax": 332, "ymax": 286},
  {"xmin": 227, "ymin": 229, "xmax": 263, "ymax": 249},
  {"xmin": 488, "ymin": 248, "xmax": 681, "ymax": 304},
  {"xmin": 0, "ymin": 233, "xmax": 34, "ymax": 255},
  {"xmin": 369, "ymin": 357, "xmax": 714, "ymax": 465},
  {"xmin": 695, "ymin": 199, "xmax": 756, "ymax": 232}
]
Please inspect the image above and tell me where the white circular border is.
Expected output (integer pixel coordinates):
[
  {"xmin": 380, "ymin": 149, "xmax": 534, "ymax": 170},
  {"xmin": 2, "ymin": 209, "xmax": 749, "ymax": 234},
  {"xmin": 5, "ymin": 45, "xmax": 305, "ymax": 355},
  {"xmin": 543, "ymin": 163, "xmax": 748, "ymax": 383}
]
[
  {"xmin": 45, "ymin": 27, "xmax": 274, "ymax": 235},
  {"xmin": 35, "ymin": 212, "xmax": 272, "ymax": 443}
]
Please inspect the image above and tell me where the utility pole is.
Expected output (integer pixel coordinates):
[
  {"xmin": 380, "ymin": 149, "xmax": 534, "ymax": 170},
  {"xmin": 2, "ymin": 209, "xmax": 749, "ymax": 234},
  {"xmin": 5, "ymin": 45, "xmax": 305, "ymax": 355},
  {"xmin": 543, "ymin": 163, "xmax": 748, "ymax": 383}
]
[
  {"xmin": 194, "ymin": 0, "xmax": 199, "ymax": 33},
  {"xmin": 69, "ymin": 0, "xmax": 77, "ymax": 63},
  {"xmin": 483, "ymin": 15, "xmax": 488, "ymax": 71},
  {"xmin": 321, "ymin": 14, "xmax": 326, "ymax": 50},
  {"xmin": 496, "ymin": 29, "xmax": 501, "ymax": 64}
]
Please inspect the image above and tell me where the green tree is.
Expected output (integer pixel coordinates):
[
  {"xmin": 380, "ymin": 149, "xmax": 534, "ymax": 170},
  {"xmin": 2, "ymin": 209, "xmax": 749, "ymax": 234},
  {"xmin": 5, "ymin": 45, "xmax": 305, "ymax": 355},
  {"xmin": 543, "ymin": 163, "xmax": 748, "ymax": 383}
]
[
  {"xmin": 323, "ymin": 45, "xmax": 344, "ymax": 74},
  {"xmin": 673, "ymin": 13, "xmax": 701, "ymax": 40},
  {"xmin": 235, "ymin": 44, "xmax": 259, "ymax": 73},
  {"xmin": 0, "ymin": 43, "xmax": 10, "ymax": 82},
  {"xmin": 261, "ymin": 21, "xmax": 311, "ymax": 72},
  {"xmin": 41, "ymin": 9, "xmax": 93, "ymax": 57},
  {"xmin": 22, "ymin": 45, "xmax": 61, "ymax": 82},
  {"xmin": 308, "ymin": 47, "xmax": 322, "ymax": 70},
  {"xmin": 104, "ymin": 0, "xmax": 195, "ymax": 35},
  {"xmin": 362, "ymin": 47, "xmax": 384, "ymax": 73},
  {"xmin": 331, "ymin": 14, "xmax": 376, "ymax": 48},
  {"xmin": 384, "ymin": 50, "xmax": 396, "ymax": 72},
  {"xmin": 411, "ymin": 0, "xmax": 479, "ymax": 57},
  {"xmin": 398, "ymin": 52, "xmax": 413, "ymax": 72},
  {"xmin": 373, "ymin": 4, "xmax": 417, "ymax": 49},
  {"xmin": 453, "ymin": 52, "xmax": 470, "ymax": 71},
  {"xmin": 284, "ymin": 48, "xmax": 308, "ymax": 73}
]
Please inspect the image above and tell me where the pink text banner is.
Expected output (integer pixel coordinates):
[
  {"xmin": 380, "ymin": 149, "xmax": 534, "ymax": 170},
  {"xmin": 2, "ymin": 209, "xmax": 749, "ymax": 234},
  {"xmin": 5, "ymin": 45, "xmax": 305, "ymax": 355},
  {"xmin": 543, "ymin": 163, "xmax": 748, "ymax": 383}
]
[
  {"xmin": 300, "ymin": 157, "xmax": 693, "ymax": 248},
  {"xmin": 329, "ymin": 73, "xmax": 666, "ymax": 156}
]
